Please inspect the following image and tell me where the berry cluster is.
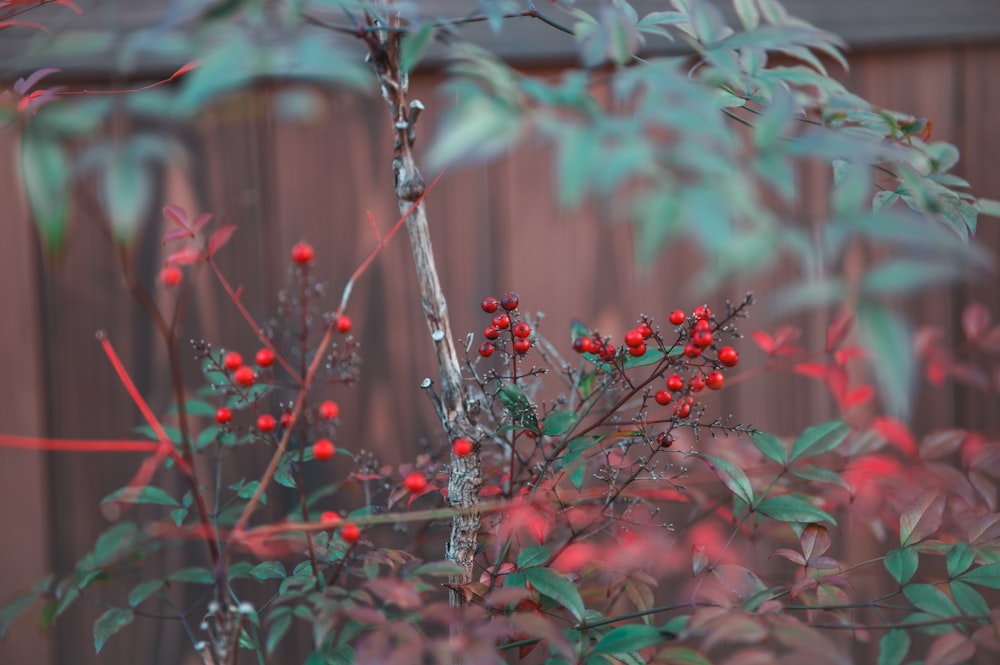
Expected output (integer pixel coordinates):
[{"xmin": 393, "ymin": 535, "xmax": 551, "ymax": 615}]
[{"xmin": 478, "ymin": 293, "xmax": 533, "ymax": 358}]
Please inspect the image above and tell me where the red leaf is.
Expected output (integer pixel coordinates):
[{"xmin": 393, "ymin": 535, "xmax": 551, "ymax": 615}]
[
  {"xmin": 962, "ymin": 302, "xmax": 991, "ymax": 343},
  {"xmin": 872, "ymin": 417, "xmax": 917, "ymax": 457},
  {"xmin": 207, "ymin": 224, "xmax": 237, "ymax": 257},
  {"xmin": 751, "ymin": 331, "xmax": 774, "ymax": 354},
  {"xmin": 162, "ymin": 228, "xmax": 193, "ymax": 244},
  {"xmin": 900, "ymin": 491, "xmax": 945, "ymax": 547},
  {"xmin": 924, "ymin": 633, "xmax": 974, "ymax": 665},
  {"xmin": 163, "ymin": 204, "xmax": 191, "ymax": 230},
  {"xmin": 825, "ymin": 311, "xmax": 854, "ymax": 351},
  {"xmin": 833, "ymin": 346, "xmax": 865, "ymax": 365},
  {"xmin": 168, "ymin": 60, "xmax": 199, "ymax": 80},
  {"xmin": 14, "ymin": 67, "xmax": 60, "ymax": 95},
  {"xmin": 166, "ymin": 247, "xmax": 201, "ymax": 265},
  {"xmin": 800, "ymin": 524, "xmax": 831, "ymax": 562},
  {"xmin": 842, "ymin": 385, "xmax": 874, "ymax": 410},
  {"xmin": 192, "ymin": 212, "xmax": 213, "ymax": 232},
  {"xmin": 794, "ymin": 362, "xmax": 829, "ymax": 380},
  {"xmin": 55, "ymin": 0, "xmax": 83, "ymax": 14},
  {"xmin": 772, "ymin": 326, "xmax": 802, "ymax": 353},
  {"xmin": 772, "ymin": 548, "xmax": 806, "ymax": 566}
]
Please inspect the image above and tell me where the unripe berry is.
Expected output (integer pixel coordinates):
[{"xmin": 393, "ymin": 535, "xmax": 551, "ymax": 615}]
[
  {"xmin": 492, "ymin": 313, "xmax": 510, "ymax": 329},
  {"xmin": 624, "ymin": 329, "xmax": 645, "ymax": 348},
  {"xmin": 453, "ymin": 437, "xmax": 474, "ymax": 457},
  {"xmin": 484, "ymin": 326, "xmax": 500, "ymax": 340},
  {"xmin": 689, "ymin": 375, "xmax": 705, "ymax": 393},
  {"xmin": 335, "ymin": 316, "xmax": 352, "ymax": 334},
  {"xmin": 718, "ymin": 346, "xmax": 739, "ymax": 367},
  {"xmin": 654, "ymin": 390, "xmax": 672, "ymax": 405},
  {"xmin": 320, "ymin": 511, "xmax": 340, "ymax": 525},
  {"xmin": 223, "ymin": 352, "xmax": 243, "ymax": 371},
  {"xmin": 513, "ymin": 322, "xmax": 531, "ymax": 339},
  {"xmin": 693, "ymin": 305, "xmax": 712, "ymax": 320},
  {"xmin": 234, "ymin": 365, "xmax": 255, "ymax": 387},
  {"xmin": 500, "ymin": 293, "xmax": 519, "ymax": 311},
  {"xmin": 159, "ymin": 265, "xmax": 182, "ymax": 287},
  {"xmin": 628, "ymin": 343, "xmax": 646, "ymax": 357},
  {"xmin": 706, "ymin": 371, "xmax": 725, "ymax": 390},
  {"xmin": 255, "ymin": 348, "xmax": 275, "ymax": 367},
  {"xmin": 668, "ymin": 310, "xmax": 686, "ymax": 326},
  {"xmin": 666, "ymin": 374, "xmax": 684, "ymax": 392},
  {"xmin": 215, "ymin": 408, "xmax": 232, "ymax": 424},
  {"xmin": 291, "ymin": 242, "xmax": 314, "ymax": 265},
  {"xmin": 403, "ymin": 471, "xmax": 428, "ymax": 494},
  {"xmin": 481, "ymin": 296, "xmax": 500, "ymax": 313},
  {"xmin": 693, "ymin": 330, "xmax": 713, "ymax": 348},
  {"xmin": 257, "ymin": 414, "xmax": 276, "ymax": 432},
  {"xmin": 684, "ymin": 343, "xmax": 702, "ymax": 358},
  {"xmin": 340, "ymin": 523, "xmax": 361, "ymax": 543},
  {"xmin": 319, "ymin": 400, "xmax": 340, "ymax": 420},
  {"xmin": 656, "ymin": 432, "xmax": 674, "ymax": 448},
  {"xmin": 512, "ymin": 337, "xmax": 531, "ymax": 355},
  {"xmin": 312, "ymin": 438, "xmax": 335, "ymax": 460},
  {"xmin": 479, "ymin": 341, "xmax": 495, "ymax": 358}
]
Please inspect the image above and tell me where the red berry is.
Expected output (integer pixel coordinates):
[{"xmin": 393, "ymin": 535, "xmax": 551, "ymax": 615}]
[
  {"xmin": 291, "ymin": 242, "xmax": 314, "ymax": 265},
  {"xmin": 628, "ymin": 343, "xmax": 646, "ymax": 357},
  {"xmin": 481, "ymin": 296, "xmax": 500, "ymax": 313},
  {"xmin": 666, "ymin": 374, "xmax": 684, "ymax": 392},
  {"xmin": 693, "ymin": 305, "xmax": 712, "ymax": 321},
  {"xmin": 669, "ymin": 310, "xmax": 686, "ymax": 326},
  {"xmin": 215, "ymin": 407, "xmax": 232, "ymax": 424},
  {"xmin": 675, "ymin": 403, "xmax": 691, "ymax": 418},
  {"xmin": 320, "ymin": 511, "xmax": 340, "ymax": 525},
  {"xmin": 319, "ymin": 400, "xmax": 340, "ymax": 420},
  {"xmin": 513, "ymin": 322, "xmax": 531, "ymax": 339},
  {"xmin": 453, "ymin": 438, "xmax": 474, "ymax": 457},
  {"xmin": 624, "ymin": 329, "xmax": 645, "ymax": 348},
  {"xmin": 689, "ymin": 376, "xmax": 705, "ymax": 393},
  {"xmin": 479, "ymin": 341, "xmax": 495, "ymax": 358},
  {"xmin": 234, "ymin": 365, "xmax": 255, "ymax": 387},
  {"xmin": 500, "ymin": 293, "xmax": 519, "ymax": 311},
  {"xmin": 512, "ymin": 337, "xmax": 531, "ymax": 355},
  {"xmin": 336, "ymin": 315, "xmax": 352, "ymax": 334},
  {"xmin": 492, "ymin": 313, "xmax": 510, "ymax": 329},
  {"xmin": 484, "ymin": 326, "xmax": 500, "ymax": 340},
  {"xmin": 684, "ymin": 344, "xmax": 702, "ymax": 358},
  {"xmin": 706, "ymin": 371, "xmax": 725, "ymax": 390},
  {"xmin": 693, "ymin": 329, "xmax": 713, "ymax": 348},
  {"xmin": 223, "ymin": 352, "xmax": 243, "ymax": 371},
  {"xmin": 638, "ymin": 324, "xmax": 653, "ymax": 339},
  {"xmin": 159, "ymin": 265, "xmax": 182, "ymax": 287},
  {"xmin": 572, "ymin": 337, "xmax": 592, "ymax": 353},
  {"xmin": 718, "ymin": 347, "xmax": 739, "ymax": 367},
  {"xmin": 257, "ymin": 414, "xmax": 276, "ymax": 432},
  {"xmin": 340, "ymin": 523, "xmax": 361, "ymax": 543},
  {"xmin": 280, "ymin": 412, "xmax": 295, "ymax": 428},
  {"xmin": 693, "ymin": 319, "xmax": 711, "ymax": 332},
  {"xmin": 599, "ymin": 344, "xmax": 617, "ymax": 362},
  {"xmin": 403, "ymin": 471, "xmax": 428, "ymax": 494},
  {"xmin": 255, "ymin": 348, "xmax": 275, "ymax": 367},
  {"xmin": 655, "ymin": 390, "xmax": 672, "ymax": 405},
  {"xmin": 312, "ymin": 439, "xmax": 335, "ymax": 460}
]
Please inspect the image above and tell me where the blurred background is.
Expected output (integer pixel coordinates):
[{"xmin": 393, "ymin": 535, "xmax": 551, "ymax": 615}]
[{"xmin": 2, "ymin": 1, "xmax": 1000, "ymax": 663}]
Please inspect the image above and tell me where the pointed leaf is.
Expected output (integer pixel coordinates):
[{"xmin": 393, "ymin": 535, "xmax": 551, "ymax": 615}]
[
  {"xmin": 884, "ymin": 547, "xmax": 918, "ymax": 585},
  {"xmin": 924, "ymin": 633, "xmax": 974, "ymax": 665},
  {"xmin": 903, "ymin": 584, "xmax": 960, "ymax": 617},
  {"xmin": 127, "ymin": 579, "xmax": 163, "ymax": 607},
  {"xmin": 19, "ymin": 127, "xmax": 71, "ymax": 256},
  {"xmin": 542, "ymin": 411, "xmax": 579, "ymax": 436},
  {"xmin": 948, "ymin": 580, "xmax": 989, "ymax": 618},
  {"xmin": 523, "ymin": 567, "xmax": 584, "ymax": 623},
  {"xmin": 958, "ymin": 563, "xmax": 1000, "ymax": 589},
  {"xmin": 755, "ymin": 495, "xmax": 837, "ymax": 525},
  {"xmin": 207, "ymin": 225, "xmax": 237, "ymax": 257},
  {"xmin": 701, "ymin": 453, "xmax": 754, "ymax": 506},
  {"xmin": 592, "ymin": 624, "xmax": 667, "ymax": 655},
  {"xmin": 946, "ymin": 542, "xmax": 976, "ymax": 577},
  {"xmin": 517, "ymin": 546, "xmax": 551, "ymax": 569},
  {"xmin": 857, "ymin": 302, "xmax": 914, "ymax": 418},
  {"xmin": 93, "ymin": 608, "xmax": 133, "ymax": 653},
  {"xmin": 899, "ymin": 491, "xmax": 944, "ymax": 547},
  {"xmin": 789, "ymin": 420, "xmax": 850, "ymax": 462},
  {"xmin": 877, "ymin": 629, "xmax": 909, "ymax": 665},
  {"xmin": 752, "ymin": 430, "xmax": 787, "ymax": 464}
]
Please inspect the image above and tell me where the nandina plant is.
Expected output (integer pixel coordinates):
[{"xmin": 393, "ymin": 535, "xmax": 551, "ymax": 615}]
[{"xmin": 4, "ymin": 1, "xmax": 1000, "ymax": 664}]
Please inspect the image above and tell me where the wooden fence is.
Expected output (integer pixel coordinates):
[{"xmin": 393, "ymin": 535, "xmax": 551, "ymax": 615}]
[{"xmin": 1, "ymin": 42, "xmax": 999, "ymax": 664}]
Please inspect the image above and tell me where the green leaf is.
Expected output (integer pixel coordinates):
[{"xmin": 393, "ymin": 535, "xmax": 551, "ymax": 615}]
[
  {"xmin": 266, "ymin": 611, "xmax": 292, "ymax": 656},
  {"xmin": 949, "ymin": 580, "xmax": 989, "ymax": 618},
  {"xmin": 861, "ymin": 259, "xmax": 964, "ymax": 296},
  {"xmin": 400, "ymin": 21, "xmax": 435, "ymax": 73},
  {"xmin": 957, "ymin": 563, "xmax": 1000, "ymax": 589},
  {"xmin": 0, "ymin": 591, "xmax": 38, "ymax": 639},
  {"xmin": 427, "ymin": 95, "xmax": 523, "ymax": 170},
  {"xmin": 93, "ymin": 608, "xmax": 134, "ymax": 653},
  {"xmin": 789, "ymin": 420, "xmax": 849, "ymax": 462},
  {"xmin": 542, "ymin": 411, "xmax": 579, "ymax": 436},
  {"xmin": 127, "ymin": 579, "xmax": 163, "ymax": 607},
  {"xmin": 497, "ymin": 383, "xmax": 540, "ymax": 435},
  {"xmin": 902, "ymin": 583, "xmax": 960, "ymax": 617},
  {"xmin": 176, "ymin": 34, "xmax": 256, "ymax": 112},
  {"xmin": 751, "ymin": 430, "xmax": 786, "ymax": 464},
  {"xmin": 102, "ymin": 486, "xmax": 180, "ymax": 507},
  {"xmin": 788, "ymin": 464, "xmax": 850, "ymax": 489},
  {"xmin": 754, "ymin": 89, "xmax": 794, "ymax": 149},
  {"xmin": 517, "ymin": 546, "xmax": 551, "ymax": 569},
  {"xmin": 877, "ymin": 629, "xmax": 910, "ymax": 665},
  {"xmin": 733, "ymin": 0, "xmax": 760, "ymax": 29},
  {"xmin": 411, "ymin": 561, "xmax": 465, "ymax": 577},
  {"xmin": 19, "ymin": 125, "xmax": 71, "ymax": 257},
  {"xmin": 523, "ymin": 567, "xmax": 585, "ymax": 623},
  {"xmin": 88, "ymin": 522, "xmax": 139, "ymax": 568},
  {"xmin": 884, "ymin": 547, "xmax": 918, "ymax": 585},
  {"xmin": 755, "ymin": 495, "xmax": 837, "ymax": 526},
  {"xmin": 101, "ymin": 148, "xmax": 152, "ymax": 243},
  {"xmin": 946, "ymin": 542, "xmax": 976, "ymax": 577},
  {"xmin": 170, "ymin": 508, "xmax": 187, "ymax": 526},
  {"xmin": 591, "ymin": 624, "xmax": 666, "ymax": 655},
  {"xmin": 975, "ymin": 197, "xmax": 1000, "ymax": 218},
  {"xmin": 169, "ymin": 567, "xmax": 214, "ymax": 584},
  {"xmin": 857, "ymin": 302, "xmax": 914, "ymax": 419},
  {"xmin": 249, "ymin": 561, "xmax": 286, "ymax": 581},
  {"xmin": 701, "ymin": 453, "xmax": 754, "ymax": 506}
]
